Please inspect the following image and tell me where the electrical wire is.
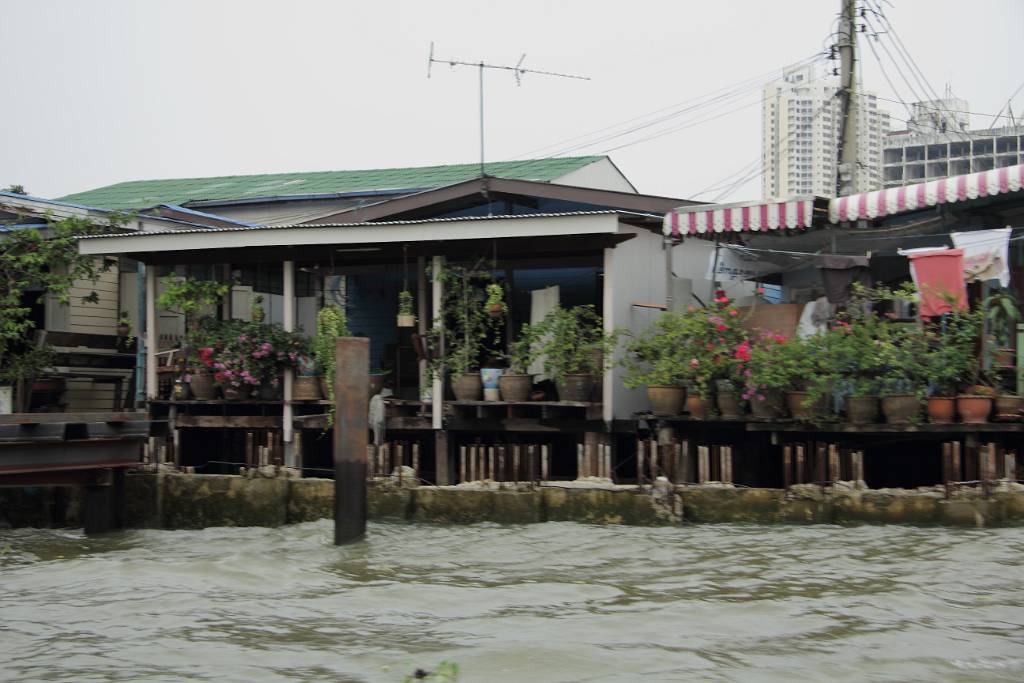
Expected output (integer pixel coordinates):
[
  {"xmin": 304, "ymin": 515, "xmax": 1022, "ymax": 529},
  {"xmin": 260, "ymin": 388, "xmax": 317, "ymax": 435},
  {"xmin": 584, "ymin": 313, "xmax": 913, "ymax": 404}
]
[{"xmin": 506, "ymin": 53, "xmax": 827, "ymax": 160}]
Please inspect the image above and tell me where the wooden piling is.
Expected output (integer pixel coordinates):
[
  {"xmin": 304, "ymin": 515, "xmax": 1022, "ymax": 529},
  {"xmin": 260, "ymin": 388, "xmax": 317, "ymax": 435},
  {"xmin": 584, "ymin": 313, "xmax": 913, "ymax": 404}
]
[
  {"xmin": 698, "ymin": 445, "xmax": 709, "ymax": 484},
  {"xmin": 795, "ymin": 444, "xmax": 805, "ymax": 484},
  {"xmin": 459, "ymin": 446, "xmax": 467, "ymax": 483},
  {"xmin": 333, "ymin": 337, "xmax": 369, "ymax": 545},
  {"xmin": 541, "ymin": 445, "xmax": 550, "ymax": 482},
  {"xmin": 828, "ymin": 444, "xmax": 840, "ymax": 483}
]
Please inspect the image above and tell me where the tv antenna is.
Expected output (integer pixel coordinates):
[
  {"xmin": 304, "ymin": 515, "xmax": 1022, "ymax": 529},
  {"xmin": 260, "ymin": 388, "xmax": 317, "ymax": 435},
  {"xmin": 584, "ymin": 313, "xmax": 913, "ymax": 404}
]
[{"xmin": 427, "ymin": 42, "xmax": 590, "ymax": 177}]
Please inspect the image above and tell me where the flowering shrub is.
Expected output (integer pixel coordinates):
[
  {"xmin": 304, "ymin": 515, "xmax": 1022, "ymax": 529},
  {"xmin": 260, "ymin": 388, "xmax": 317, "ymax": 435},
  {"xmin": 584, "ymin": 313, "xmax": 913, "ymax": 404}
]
[
  {"xmin": 741, "ymin": 332, "xmax": 807, "ymax": 401},
  {"xmin": 621, "ymin": 292, "xmax": 749, "ymax": 399},
  {"xmin": 187, "ymin": 319, "xmax": 308, "ymax": 393}
]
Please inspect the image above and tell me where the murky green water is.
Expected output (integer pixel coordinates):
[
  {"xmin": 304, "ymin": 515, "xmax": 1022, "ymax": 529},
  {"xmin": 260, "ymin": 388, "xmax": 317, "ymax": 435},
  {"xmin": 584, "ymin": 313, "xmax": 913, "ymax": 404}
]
[{"xmin": 1, "ymin": 522, "xmax": 1022, "ymax": 682}]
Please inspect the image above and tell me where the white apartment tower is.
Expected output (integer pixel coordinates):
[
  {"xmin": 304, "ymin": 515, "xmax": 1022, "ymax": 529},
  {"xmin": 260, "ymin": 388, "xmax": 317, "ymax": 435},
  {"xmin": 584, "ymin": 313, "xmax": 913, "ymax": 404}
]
[{"xmin": 762, "ymin": 64, "xmax": 889, "ymax": 198}]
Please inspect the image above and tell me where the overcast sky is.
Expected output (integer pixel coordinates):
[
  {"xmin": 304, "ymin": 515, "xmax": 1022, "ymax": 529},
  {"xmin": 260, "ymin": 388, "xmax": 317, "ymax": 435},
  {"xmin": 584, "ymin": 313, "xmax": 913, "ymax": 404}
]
[{"xmin": 2, "ymin": 0, "xmax": 1021, "ymax": 202}]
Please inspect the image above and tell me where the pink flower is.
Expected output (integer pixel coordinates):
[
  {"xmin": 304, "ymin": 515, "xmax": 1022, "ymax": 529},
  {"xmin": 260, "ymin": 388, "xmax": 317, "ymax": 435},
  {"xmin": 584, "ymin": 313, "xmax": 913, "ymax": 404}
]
[
  {"xmin": 729, "ymin": 309, "xmax": 738, "ymax": 317},
  {"xmin": 716, "ymin": 324, "xmax": 727, "ymax": 332},
  {"xmin": 261, "ymin": 342, "xmax": 272, "ymax": 352},
  {"xmin": 756, "ymin": 286, "xmax": 766, "ymax": 295},
  {"xmin": 689, "ymin": 358, "xmax": 700, "ymax": 368}
]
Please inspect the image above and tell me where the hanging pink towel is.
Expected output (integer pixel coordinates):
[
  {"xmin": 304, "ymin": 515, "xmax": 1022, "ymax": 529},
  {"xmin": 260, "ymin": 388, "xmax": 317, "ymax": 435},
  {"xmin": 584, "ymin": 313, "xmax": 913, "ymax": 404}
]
[{"xmin": 906, "ymin": 248, "xmax": 967, "ymax": 318}]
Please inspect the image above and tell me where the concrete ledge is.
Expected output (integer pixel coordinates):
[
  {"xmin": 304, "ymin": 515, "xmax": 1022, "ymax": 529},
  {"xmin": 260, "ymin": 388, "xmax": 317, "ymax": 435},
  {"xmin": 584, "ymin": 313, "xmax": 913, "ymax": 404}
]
[
  {"xmin": 9, "ymin": 473, "xmax": 1022, "ymax": 530},
  {"xmin": 681, "ymin": 487, "xmax": 785, "ymax": 524},
  {"xmin": 161, "ymin": 474, "xmax": 288, "ymax": 529}
]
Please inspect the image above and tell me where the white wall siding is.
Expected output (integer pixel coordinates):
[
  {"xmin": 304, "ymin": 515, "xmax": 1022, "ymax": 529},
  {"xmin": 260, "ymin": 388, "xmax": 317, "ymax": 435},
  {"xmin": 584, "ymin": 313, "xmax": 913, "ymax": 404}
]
[{"xmin": 68, "ymin": 262, "xmax": 119, "ymax": 335}]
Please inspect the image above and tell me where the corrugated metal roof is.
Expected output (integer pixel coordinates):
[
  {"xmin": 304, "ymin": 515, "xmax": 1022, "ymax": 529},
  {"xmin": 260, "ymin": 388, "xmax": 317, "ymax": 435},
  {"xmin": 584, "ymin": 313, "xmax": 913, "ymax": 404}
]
[
  {"xmin": 57, "ymin": 157, "xmax": 606, "ymax": 211},
  {"xmin": 76, "ymin": 210, "xmax": 655, "ymax": 240}
]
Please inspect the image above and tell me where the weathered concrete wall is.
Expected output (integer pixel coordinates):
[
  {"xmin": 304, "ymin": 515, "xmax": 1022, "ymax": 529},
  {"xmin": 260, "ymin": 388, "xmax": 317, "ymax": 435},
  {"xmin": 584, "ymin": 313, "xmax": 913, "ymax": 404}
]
[{"xmin": 5, "ymin": 474, "xmax": 1024, "ymax": 530}]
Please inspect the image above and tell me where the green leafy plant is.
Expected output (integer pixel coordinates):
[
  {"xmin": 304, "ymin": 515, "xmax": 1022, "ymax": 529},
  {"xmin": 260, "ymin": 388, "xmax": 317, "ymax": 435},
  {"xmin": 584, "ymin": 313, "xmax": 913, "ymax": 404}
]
[
  {"xmin": 314, "ymin": 305, "xmax": 351, "ymax": 407},
  {"xmin": 484, "ymin": 282, "xmax": 507, "ymax": 315},
  {"xmin": 251, "ymin": 294, "xmax": 265, "ymax": 323},
  {"xmin": 983, "ymin": 291, "xmax": 1020, "ymax": 348},
  {"xmin": 156, "ymin": 276, "xmax": 230, "ymax": 329},
  {"xmin": 427, "ymin": 263, "xmax": 500, "ymax": 377},
  {"xmin": 398, "ymin": 290, "xmax": 414, "ymax": 317},
  {"xmin": 741, "ymin": 332, "xmax": 810, "ymax": 401},
  {"xmin": 504, "ymin": 322, "xmax": 539, "ymax": 375},
  {"xmin": 187, "ymin": 318, "xmax": 308, "ymax": 393},
  {"xmin": 621, "ymin": 310, "xmax": 696, "ymax": 389},
  {"xmin": 530, "ymin": 305, "xmax": 619, "ymax": 384},
  {"xmin": 0, "ymin": 215, "xmax": 119, "ymax": 400}
]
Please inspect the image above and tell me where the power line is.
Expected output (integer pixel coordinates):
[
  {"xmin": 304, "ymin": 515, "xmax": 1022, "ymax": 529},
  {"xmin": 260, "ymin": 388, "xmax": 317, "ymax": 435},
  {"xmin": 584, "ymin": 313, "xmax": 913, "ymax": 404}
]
[{"xmin": 505, "ymin": 53, "xmax": 826, "ymax": 160}]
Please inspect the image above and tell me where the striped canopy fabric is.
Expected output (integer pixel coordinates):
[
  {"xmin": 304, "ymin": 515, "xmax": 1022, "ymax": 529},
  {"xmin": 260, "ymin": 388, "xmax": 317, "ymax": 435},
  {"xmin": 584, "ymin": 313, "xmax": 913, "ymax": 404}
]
[
  {"xmin": 829, "ymin": 163, "xmax": 1024, "ymax": 224},
  {"xmin": 662, "ymin": 198, "xmax": 816, "ymax": 236}
]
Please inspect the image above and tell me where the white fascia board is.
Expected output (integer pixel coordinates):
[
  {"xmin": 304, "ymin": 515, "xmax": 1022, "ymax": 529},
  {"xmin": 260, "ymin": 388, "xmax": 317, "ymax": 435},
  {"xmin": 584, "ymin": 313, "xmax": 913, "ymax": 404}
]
[{"xmin": 79, "ymin": 213, "xmax": 621, "ymax": 255}]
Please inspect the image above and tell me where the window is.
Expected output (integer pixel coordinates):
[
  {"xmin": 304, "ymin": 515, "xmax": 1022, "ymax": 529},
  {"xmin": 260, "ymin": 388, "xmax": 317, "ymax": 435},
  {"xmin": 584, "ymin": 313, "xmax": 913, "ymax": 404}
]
[
  {"xmin": 949, "ymin": 142, "xmax": 969, "ymax": 157},
  {"xmin": 973, "ymin": 139, "xmax": 993, "ymax": 155},
  {"xmin": 973, "ymin": 157, "xmax": 994, "ymax": 172},
  {"xmin": 905, "ymin": 146, "xmax": 925, "ymax": 162},
  {"xmin": 927, "ymin": 144, "xmax": 948, "ymax": 159},
  {"xmin": 997, "ymin": 136, "xmax": 1018, "ymax": 154}
]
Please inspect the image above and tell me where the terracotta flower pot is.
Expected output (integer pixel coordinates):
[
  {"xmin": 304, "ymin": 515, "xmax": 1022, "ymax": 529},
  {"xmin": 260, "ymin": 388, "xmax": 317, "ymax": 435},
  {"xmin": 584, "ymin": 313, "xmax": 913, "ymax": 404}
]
[
  {"xmin": 397, "ymin": 314, "xmax": 416, "ymax": 328},
  {"xmin": 685, "ymin": 395, "xmax": 708, "ymax": 419},
  {"xmin": 957, "ymin": 395, "xmax": 992, "ymax": 424},
  {"xmin": 222, "ymin": 386, "xmax": 246, "ymax": 401},
  {"xmin": 881, "ymin": 395, "xmax": 921, "ymax": 424},
  {"xmin": 647, "ymin": 385, "xmax": 686, "ymax": 416},
  {"xmin": 786, "ymin": 391, "xmax": 825, "ymax": 420},
  {"xmin": 258, "ymin": 381, "xmax": 283, "ymax": 401},
  {"xmin": 846, "ymin": 395, "xmax": 880, "ymax": 424},
  {"xmin": 556, "ymin": 374, "xmax": 595, "ymax": 403},
  {"xmin": 293, "ymin": 375, "xmax": 323, "ymax": 401},
  {"xmin": 499, "ymin": 374, "xmax": 532, "ymax": 402},
  {"xmin": 715, "ymin": 390, "xmax": 744, "ymax": 418},
  {"xmin": 189, "ymin": 371, "xmax": 216, "ymax": 401},
  {"xmin": 487, "ymin": 303, "xmax": 505, "ymax": 318},
  {"xmin": 993, "ymin": 394, "xmax": 1023, "ymax": 422},
  {"xmin": 927, "ymin": 397, "xmax": 956, "ymax": 423},
  {"xmin": 452, "ymin": 373, "xmax": 482, "ymax": 401},
  {"xmin": 749, "ymin": 390, "xmax": 786, "ymax": 419}
]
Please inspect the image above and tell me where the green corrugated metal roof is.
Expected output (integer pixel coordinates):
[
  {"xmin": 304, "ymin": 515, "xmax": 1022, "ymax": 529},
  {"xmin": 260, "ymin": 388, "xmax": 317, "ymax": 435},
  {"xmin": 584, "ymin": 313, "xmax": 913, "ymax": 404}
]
[{"xmin": 57, "ymin": 157, "xmax": 605, "ymax": 211}]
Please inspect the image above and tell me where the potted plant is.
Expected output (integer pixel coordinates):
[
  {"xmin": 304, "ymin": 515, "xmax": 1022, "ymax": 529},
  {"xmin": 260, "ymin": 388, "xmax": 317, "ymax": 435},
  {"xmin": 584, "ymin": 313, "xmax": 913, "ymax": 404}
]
[
  {"xmin": 498, "ymin": 323, "xmax": 537, "ymax": 402},
  {"xmin": 531, "ymin": 305, "xmax": 616, "ymax": 403},
  {"xmin": 621, "ymin": 311, "xmax": 693, "ymax": 416},
  {"xmin": 116, "ymin": 311, "xmax": 132, "ymax": 338},
  {"xmin": 742, "ymin": 332, "xmax": 801, "ymax": 419},
  {"xmin": 485, "ymin": 283, "xmax": 507, "ymax": 318},
  {"xmin": 313, "ymin": 304, "xmax": 351, "ymax": 404},
  {"xmin": 397, "ymin": 290, "xmax": 416, "ymax": 328},
  {"xmin": 921, "ymin": 308, "xmax": 982, "ymax": 423}
]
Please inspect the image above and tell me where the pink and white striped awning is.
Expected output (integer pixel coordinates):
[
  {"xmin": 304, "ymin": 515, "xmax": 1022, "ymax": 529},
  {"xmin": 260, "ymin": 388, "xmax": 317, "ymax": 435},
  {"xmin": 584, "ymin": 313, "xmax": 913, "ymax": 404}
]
[
  {"xmin": 662, "ymin": 197, "xmax": 816, "ymax": 236},
  {"xmin": 830, "ymin": 163, "xmax": 1024, "ymax": 223}
]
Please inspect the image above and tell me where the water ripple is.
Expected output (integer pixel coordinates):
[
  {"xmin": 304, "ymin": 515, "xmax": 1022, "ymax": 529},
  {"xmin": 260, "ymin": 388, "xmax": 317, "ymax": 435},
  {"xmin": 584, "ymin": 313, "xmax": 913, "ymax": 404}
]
[{"xmin": 1, "ymin": 522, "xmax": 1022, "ymax": 682}]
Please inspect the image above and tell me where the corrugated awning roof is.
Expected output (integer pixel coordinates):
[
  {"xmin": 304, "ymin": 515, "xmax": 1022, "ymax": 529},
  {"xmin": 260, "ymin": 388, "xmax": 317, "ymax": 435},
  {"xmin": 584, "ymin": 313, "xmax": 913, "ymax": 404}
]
[
  {"xmin": 662, "ymin": 197, "xmax": 820, "ymax": 236},
  {"xmin": 829, "ymin": 163, "xmax": 1024, "ymax": 223}
]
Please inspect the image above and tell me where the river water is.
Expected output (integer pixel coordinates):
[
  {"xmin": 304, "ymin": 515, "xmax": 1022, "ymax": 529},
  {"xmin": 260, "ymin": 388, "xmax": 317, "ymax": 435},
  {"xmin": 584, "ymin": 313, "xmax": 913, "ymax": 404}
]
[{"xmin": 1, "ymin": 521, "xmax": 1022, "ymax": 682}]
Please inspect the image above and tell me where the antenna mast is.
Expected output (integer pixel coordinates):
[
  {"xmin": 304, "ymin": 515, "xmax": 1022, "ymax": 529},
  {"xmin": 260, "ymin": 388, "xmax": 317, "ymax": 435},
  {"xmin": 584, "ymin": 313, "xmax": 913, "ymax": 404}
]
[{"xmin": 427, "ymin": 42, "xmax": 590, "ymax": 177}]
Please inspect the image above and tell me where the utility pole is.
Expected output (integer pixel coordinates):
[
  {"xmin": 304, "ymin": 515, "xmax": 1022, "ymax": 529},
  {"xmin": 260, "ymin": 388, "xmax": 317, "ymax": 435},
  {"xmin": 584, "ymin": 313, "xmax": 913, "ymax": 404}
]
[{"xmin": 837, "ymin": 0, "xmax": 859, "ymax": 196}]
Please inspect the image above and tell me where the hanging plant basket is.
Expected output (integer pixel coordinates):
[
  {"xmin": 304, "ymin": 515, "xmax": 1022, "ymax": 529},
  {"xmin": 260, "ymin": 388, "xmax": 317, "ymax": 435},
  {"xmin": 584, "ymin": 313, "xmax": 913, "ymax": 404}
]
[{"xmin": 397, "ymin": 314, "xmax": 416, "ymax": 328}]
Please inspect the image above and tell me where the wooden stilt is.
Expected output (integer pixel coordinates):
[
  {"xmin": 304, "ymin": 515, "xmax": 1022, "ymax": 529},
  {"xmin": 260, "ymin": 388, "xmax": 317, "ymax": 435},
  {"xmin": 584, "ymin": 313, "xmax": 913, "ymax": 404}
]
[
  {"xmin": 828, "ymin": 443, "xmax": 840, "ymax": 483},
  {"xmin": 795, "ymin": 444, "xmax": 805, "ymax": 484},
  {"xmin": 512, "ymin": 445, "xmax": 521, "ymax": 483},
  {"xmin": 541, "ymin": 445, "xmax": 550, "ymax": 482},
  {"xmin": 951, "ymin": 441, "xmax": 961, "ymax": 482},
  {"xmin": 698, "ymin": 445, "xmax": 709, "ymax": 484},
  {"xmin": 1006, "ymin": 450, "xmax": 1018, "ymax": 481},
  {"xmin": 636, "ymin": 440, "xmax": 645, "ymax": 486},
  {"xmin": 577, "ymin": 442, "xmax": 585, "ymax": 480},
  {"xmin": 412, "ymin": 443, "xmax": 420, "ymax": 479},
  {"xmin": 498, "ymin": 446, "xmax": 506, "ymax": 484},
  {"xmin": 783, "ymin": 444, "xmax": 793, "ymax": 488},
  {"xmin": 942, "ymin": 442, "xmax": 952, "ymax": 484}
]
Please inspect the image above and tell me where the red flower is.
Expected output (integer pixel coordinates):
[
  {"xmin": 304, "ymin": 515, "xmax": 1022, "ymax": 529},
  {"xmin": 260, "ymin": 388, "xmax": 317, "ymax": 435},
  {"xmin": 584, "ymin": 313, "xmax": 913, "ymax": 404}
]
[{"xmin": 734, "ymin": 340, "xmax": 752, "ymax": 362}]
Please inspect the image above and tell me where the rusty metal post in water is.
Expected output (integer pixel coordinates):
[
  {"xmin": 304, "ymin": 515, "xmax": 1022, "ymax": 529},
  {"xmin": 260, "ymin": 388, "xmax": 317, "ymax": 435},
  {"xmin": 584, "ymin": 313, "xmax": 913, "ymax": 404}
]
[{"xmin": 334, "ymin": 337, "xmax": 369, "ymax": 545}]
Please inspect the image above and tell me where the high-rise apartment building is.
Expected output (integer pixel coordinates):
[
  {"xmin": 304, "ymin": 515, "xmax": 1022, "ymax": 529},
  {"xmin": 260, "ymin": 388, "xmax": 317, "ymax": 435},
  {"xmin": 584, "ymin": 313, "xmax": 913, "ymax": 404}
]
[
  {"xmin": 761, "ymin": 64, "xmax": 889, "ymax": 198},
  {"xmin": 883, "ymin": 98, "xmax": 1024, "ymax": 188}
]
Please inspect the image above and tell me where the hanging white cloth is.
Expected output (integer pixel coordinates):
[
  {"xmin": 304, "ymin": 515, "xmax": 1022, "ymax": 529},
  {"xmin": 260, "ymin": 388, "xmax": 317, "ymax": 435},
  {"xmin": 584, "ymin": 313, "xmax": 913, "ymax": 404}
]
[
  {"xmin": 951, "ymin": 228, "xmax": 1012, "ymax": 287},
  {"xmin": 528, "ymin": 286, "xmax": 560, "ymax": 377},
  {"xmin": 797, "ymin": 296, "xmax": 831, "ymax": 339}
]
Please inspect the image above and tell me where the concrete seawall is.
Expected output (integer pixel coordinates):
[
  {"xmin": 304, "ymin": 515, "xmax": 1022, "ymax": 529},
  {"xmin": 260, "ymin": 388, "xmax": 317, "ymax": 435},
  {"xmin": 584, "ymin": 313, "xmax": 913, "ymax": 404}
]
[
  {"xmin": 4, "ymin": 473, "xmax": 1023, "ymax": 529},
  {"xmin": 118, "ymin": 473, "xmax": 1024, "ymax": 529}
]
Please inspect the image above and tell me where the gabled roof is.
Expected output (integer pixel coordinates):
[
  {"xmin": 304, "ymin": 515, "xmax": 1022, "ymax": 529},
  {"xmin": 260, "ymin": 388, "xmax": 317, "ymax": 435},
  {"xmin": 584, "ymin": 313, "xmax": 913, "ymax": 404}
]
[
  {"xmin": 56, "ymin": 157, "xmax": 607, "ymax": 211},
  {"xmin": 303, "ymin": 176, "xmax": 697, "ymax": 226}
]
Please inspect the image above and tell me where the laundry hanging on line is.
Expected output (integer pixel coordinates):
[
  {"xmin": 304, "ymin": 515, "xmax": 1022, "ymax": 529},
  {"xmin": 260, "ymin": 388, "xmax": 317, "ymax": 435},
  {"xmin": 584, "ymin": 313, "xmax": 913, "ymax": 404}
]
[
  {"xmin": 951, "ymin": 228, "xmax": 1012, "ymax": 287},
  {"xmin": 813, "ymin": 254, "xmax": 873, "ymax": 305},
  {"xmin": 905, "ymin": 248, "xmax": 968, "ymax": 319}
]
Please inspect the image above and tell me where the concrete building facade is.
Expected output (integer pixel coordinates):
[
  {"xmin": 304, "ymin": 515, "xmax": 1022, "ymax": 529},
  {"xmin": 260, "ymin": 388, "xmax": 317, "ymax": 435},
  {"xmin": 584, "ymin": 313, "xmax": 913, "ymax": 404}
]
[
  {"xmin": 883, "ymin": 113, "xmax": 1024, "ymax": 188},
  {"xmin": 761, "ymin": 64, "xmax": 889, "ymax": 198}
]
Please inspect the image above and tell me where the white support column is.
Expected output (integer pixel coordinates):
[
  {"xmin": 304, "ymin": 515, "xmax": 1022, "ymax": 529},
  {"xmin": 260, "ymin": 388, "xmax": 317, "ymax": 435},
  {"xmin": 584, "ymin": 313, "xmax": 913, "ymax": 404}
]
[
  {"xmin": 145, "ymin": 265, "xmax": 157, "ymax": 400},
  {"xmin": 282, "ymin": 260, "xmax": 295, "ymax": 465},
  {"xmin": 417, "ymin": 256, "xmax": 428, "ymax": 400},
  {"xmin": 431, "ymin": 255, "xmax": 444, "ymax": 430},
  {"xmin": 601, "ymin": 247, "xmax": 614, "ymax": 424}
]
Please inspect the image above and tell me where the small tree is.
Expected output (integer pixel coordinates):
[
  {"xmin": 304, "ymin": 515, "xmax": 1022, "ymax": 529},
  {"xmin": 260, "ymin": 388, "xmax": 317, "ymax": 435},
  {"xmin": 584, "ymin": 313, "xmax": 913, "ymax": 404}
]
[
  {"xmin": 0, "ymin": 215, "xmax": 117, "ymax": 405},
  {"xmin": 314, "ymin": 304, "xmax": 351, "ymax": 410},
  {"xmin": 156, "ymin": 276, "xmax": 230, "ymax": 330}
]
